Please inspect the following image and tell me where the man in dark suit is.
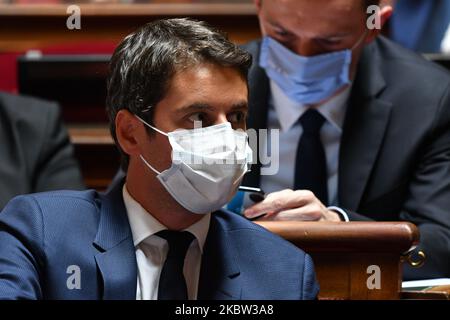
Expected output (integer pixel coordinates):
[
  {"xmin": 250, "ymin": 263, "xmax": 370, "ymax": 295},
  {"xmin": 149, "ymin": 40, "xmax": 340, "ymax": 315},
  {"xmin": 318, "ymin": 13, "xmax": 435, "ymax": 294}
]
[
  {"xmin": 0, "ymin": 92, "xmax": 85, "ymax": 209},
  {"xmin": 239, "ymin": 0, "xmax": 450, "ymax": 280},
  {"xmin": 0, "ymin": 18, "xmax": 319, "ymax": 300}
]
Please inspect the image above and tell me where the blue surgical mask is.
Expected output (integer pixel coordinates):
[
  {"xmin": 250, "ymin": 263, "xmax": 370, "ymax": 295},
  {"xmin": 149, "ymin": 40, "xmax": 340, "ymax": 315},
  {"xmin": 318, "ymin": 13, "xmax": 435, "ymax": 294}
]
[{"xmin": 259, "ymin": 33, "xmax": 366, "ymax": 105}]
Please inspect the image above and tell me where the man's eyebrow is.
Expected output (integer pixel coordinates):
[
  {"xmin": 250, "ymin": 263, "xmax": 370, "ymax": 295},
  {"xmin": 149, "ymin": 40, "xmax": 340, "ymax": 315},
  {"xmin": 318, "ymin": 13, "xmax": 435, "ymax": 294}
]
[
  {"xmin": 230, "ymin": 101, "xmax": 248, "ymax": 111},
  {"xmin": 176, "ymin": 101, "xmax": 248, "ymax": 114},
  {"xmin": 268, "ymin": 20, "xmax": 288, "ymax": 31},
  {"xmin": 176, "ymin": 103, "xmax": 215, "ymax": 114},
  {"xmin": 267, "ymin": 20, "xmax": 349, "ymax": 39},
  {"xmin": 318, "ymin": 32, "xmax": 352, "ymax": 39}
]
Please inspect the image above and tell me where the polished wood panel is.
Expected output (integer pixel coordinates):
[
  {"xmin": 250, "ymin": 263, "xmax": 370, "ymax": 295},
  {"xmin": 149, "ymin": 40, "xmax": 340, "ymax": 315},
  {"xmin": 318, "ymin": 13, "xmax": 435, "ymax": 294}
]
[
  {"xmin": 0, "ymin": 3, "xmax": 256, "ymax": 16},
  {"xmin": 0, "ymin": 3, "xmax": 260, "ymax": 52},
  {"xmin": 401, "ymin": 290, "xmax": 450, "ymax": 300},
  {"xmin": 256, "ymin": 221, "xmax": 420, "ymax": 300},
  {"xmin": 68, "ymin": 125, "xmax": 119, "ymax": 190},
  {"xmin": 69, "ymin": 125, "xmax": 113, "ymax": 145}
]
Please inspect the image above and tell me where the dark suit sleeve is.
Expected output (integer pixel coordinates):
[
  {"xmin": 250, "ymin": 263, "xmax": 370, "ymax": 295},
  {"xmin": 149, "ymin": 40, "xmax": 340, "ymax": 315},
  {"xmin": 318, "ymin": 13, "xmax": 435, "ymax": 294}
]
[
  {"xmin": 344, "ymin": 84, "xmax": 450, "ymax": 280},
  {"xmin": 32, "ymin": 103, "xmax": 85, "ymax": 192},
  {"xmin": 0, "ymin": 196, "xmax": 44, "ymax": 299},
  {"xmin": 344, "ymin": 210, "xmax": 375, "ymax": 221},
  {"xmin": 398, "ymin": 83, "xmax": 450, "ymax": 279}
]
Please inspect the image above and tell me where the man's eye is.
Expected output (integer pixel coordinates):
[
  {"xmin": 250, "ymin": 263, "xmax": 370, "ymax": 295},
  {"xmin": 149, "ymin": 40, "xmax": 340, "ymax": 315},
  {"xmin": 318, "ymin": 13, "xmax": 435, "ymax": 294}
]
[
  {"xmin": 228, "ymin": 112, "xmax": 247, "ymax": 123},
  {"xmin": 188, "ymin": 112, "xmax": 207, "ymax": 123},
  {"xmin": 274, "ymin": 29, "xmax": 291, "ymax": 38}
]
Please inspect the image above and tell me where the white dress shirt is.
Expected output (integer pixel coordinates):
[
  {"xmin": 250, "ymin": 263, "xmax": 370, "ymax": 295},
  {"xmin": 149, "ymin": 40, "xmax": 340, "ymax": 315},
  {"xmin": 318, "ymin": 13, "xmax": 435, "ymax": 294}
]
[
  {"xmin": 259, "ymin": 81, "xmax": 351, "ymax": 219},
  {"xmin": 122, "ymin": 184, "xmax": 211, "ymax": 300},
  {"xmin": 441, "ymin": 23, "xmax": 450, "ymax": 53}
]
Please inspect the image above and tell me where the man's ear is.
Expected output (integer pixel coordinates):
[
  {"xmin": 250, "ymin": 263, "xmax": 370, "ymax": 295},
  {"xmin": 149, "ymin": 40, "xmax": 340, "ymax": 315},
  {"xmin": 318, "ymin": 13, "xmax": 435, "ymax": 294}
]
[
  {"xmin": 254, "ymin": 0, "xmax": 262, "ymax": 13},
  {"xmin": 115, "ymin": 109, "xmax": 143, "ymax": 158},
  {"xmin": 365, "ymin": 5, "xmax": 393, "ymax": 43},
  {"xmin": 379, "ymin": 5, "xmax": 394, "ymax": 29}
]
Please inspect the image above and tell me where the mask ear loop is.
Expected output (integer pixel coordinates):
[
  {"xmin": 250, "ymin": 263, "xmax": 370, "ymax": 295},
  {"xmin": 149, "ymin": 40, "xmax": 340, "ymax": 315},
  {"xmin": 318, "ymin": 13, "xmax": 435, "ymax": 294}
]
[
  {"xmin": 135, "ymin": 109, "xmax": 167, "ymax": 175},
  {"xmin": 231, "ymin": 142, "xmax": 254, "ymax": 185},
  {"xmin": 232, "ymin": 166, "xmax": 250, "ymax": 185},
  {"xmin": 135, "ymin": 115, "xmax": 168, "ymax": 137},
  {"xmin": 351, "ymin": 30, "xmax": 369, "ymax": 51},
  {"xmin": 139, "ymin": 154, "xmax": 162, "ymax": 175}
]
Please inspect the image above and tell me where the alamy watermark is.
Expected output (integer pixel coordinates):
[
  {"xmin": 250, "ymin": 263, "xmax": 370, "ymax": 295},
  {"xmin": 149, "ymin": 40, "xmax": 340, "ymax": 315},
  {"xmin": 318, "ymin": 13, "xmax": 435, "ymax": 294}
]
[
  {"xmin": 66, "ymin": 5, "xmax": 81, "ymax": 30},
  {"xmin": 65, "ymin": 4, "xmax": 385, "ymax": 31},
  {"xmin": 367, "ymin": 5, "xmax": 382, "ymax": 30},
  {"xmin": 168, "ymin": 121, "xmax": 280, "ymax": 176},
  {"xmin": 366, "ymin": 265, "xmax": 381, "ymax": 290},
  {"xmin": 66, "ymin": 265, "xmax": 81, "ymax": 290}
]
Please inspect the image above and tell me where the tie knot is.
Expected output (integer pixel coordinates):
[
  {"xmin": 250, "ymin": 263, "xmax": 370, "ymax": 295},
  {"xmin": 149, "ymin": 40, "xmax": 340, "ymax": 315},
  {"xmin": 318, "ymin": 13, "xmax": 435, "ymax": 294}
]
[
  {"xmin": 156, "ymin": 230, "xmax": 195, "ymax": 260},
  {"xmin": 299, "ymin": 109, "xmax": 326, "ymax": 134}
]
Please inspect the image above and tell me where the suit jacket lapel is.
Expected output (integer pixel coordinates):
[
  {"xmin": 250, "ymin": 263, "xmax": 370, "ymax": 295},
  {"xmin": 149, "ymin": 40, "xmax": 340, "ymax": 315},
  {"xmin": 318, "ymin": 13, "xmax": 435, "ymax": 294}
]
[
  {"xmin": 339, "ymin": 41, "xmax": 394, "ymax": 210},
  {"xmin": 242, "ymin": 40, "xmax": 270, "ymax": 188},
  {"xmin": 93, "ymin": 179, "xmax": 137, "ymax": 300},
  {"xmin": 198, "ymin": 214, "xmax": 241, "ymax": 300}
]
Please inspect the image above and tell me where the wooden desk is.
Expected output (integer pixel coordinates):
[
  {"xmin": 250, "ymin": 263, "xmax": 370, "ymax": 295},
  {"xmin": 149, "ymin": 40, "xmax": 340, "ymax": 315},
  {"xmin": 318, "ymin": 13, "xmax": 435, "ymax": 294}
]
[
  {"xmin": 256, "ymin": 221, "xmax": 420, "ymax": 300},
  {"xmin": 0, "ymin": 3, "xmax": 260, "ymax": 52},
  {"xmin": 68, "ymin": 125, "xmax": 119, "ymax": 190}
]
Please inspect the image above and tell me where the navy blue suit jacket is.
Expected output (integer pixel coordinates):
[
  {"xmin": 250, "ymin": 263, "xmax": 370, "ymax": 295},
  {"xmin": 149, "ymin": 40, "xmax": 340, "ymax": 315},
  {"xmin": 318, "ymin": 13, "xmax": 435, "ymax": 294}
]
[{"xmin": 0, "ymin": 181, "xmax": 319, "ymax": 300}]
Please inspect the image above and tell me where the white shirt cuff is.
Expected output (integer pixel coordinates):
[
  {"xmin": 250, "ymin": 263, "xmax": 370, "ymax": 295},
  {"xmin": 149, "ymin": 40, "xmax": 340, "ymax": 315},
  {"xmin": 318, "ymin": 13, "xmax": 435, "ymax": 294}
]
[{"xmin": 327, "ymin": 206, "xmax": 350, "ymax": 222}]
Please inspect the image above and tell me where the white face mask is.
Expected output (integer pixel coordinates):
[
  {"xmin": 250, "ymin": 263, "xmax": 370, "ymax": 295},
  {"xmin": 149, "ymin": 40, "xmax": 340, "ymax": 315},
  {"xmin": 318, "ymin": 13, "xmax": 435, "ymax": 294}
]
[{"xmin": 135, "ymin": 115, "xmax": 253, "ymax": 214}]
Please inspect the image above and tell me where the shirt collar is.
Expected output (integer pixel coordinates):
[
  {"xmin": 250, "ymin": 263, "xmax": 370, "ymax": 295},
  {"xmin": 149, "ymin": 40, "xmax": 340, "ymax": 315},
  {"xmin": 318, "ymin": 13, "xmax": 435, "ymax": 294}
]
[
  {"xmin": 122, "ymin": 184, "xmax": 211, "ymax": 253},
  {"xmin": 270, "ymin": 80, "xmax": 352, "ymax": 133}
]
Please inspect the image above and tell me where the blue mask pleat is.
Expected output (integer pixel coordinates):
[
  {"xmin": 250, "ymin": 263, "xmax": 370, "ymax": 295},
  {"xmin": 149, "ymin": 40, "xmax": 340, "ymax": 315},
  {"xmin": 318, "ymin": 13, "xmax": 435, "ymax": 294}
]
[{"xmin": 259, "ymin": 36, "xmax": 352, "ymax": 104}]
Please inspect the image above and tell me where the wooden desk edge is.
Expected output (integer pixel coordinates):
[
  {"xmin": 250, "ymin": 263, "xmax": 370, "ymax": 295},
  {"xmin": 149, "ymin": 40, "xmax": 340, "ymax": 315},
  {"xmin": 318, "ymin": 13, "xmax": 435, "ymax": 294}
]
[
  {"xmin": 256, "ymin": 221, "xmax": 420, "ymax": 254},
  {"xmin": 0, "ymin": 3, "xmax": 257, "ymax": 17},
  {"xmin": 402, "ymin": 290, "xmax": 450, "ymax": 300}
]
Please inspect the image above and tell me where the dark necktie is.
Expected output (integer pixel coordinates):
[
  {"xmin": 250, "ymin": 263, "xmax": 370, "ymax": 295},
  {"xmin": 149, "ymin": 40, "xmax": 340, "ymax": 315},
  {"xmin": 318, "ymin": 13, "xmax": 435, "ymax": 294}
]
[
  {"xmin": 156, "ymin": 230, "xmax": 195, "ymax": 300},
  {"xmin": 294, "ymin": 109, "xmax": 329, "ymax": 205}
]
